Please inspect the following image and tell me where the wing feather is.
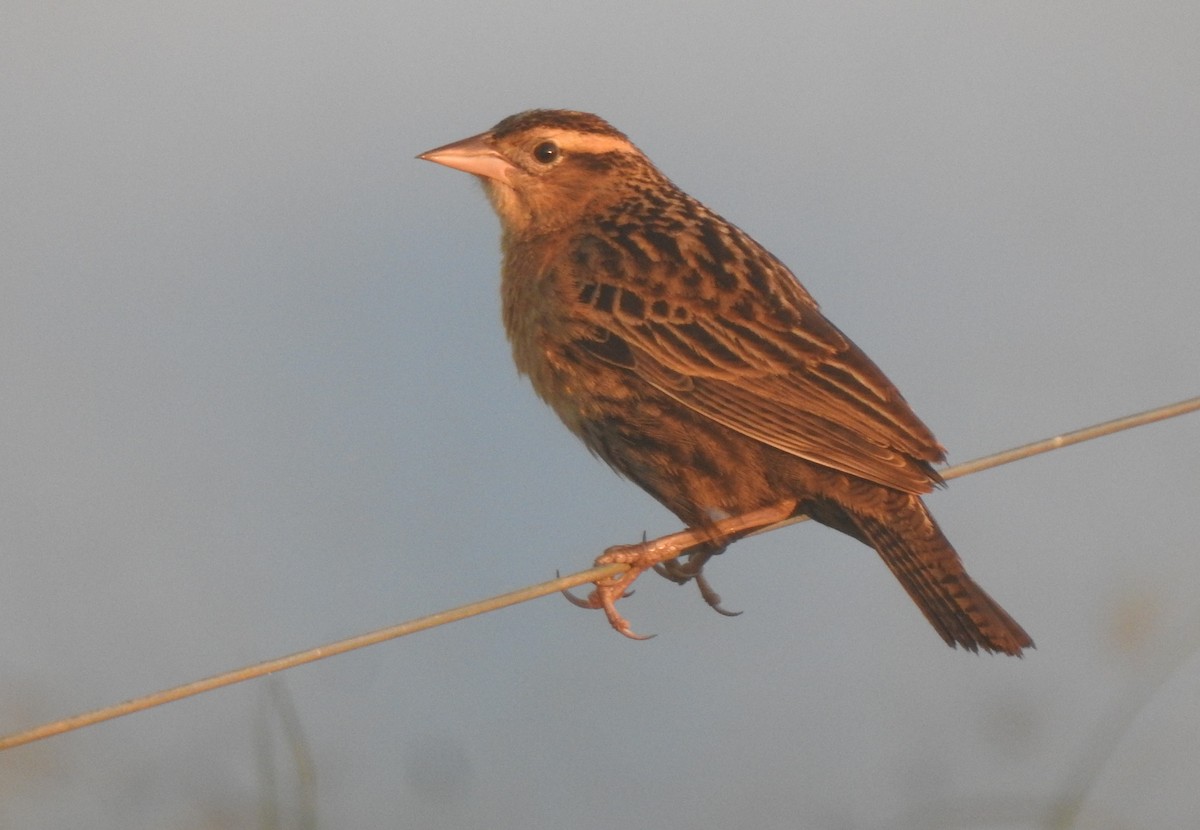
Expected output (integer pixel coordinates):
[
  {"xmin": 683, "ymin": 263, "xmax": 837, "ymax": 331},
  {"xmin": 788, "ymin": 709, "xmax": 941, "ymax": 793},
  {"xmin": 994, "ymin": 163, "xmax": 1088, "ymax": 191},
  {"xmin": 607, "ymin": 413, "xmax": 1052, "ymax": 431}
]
[{"xmin": 570, "ymin": 220, "xmax": 947, "ymax": 494}]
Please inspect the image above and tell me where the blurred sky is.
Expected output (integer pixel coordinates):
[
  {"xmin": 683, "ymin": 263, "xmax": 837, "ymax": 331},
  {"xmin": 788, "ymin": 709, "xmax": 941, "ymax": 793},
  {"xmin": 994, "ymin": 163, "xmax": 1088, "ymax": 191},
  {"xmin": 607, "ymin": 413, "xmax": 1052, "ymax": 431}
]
[{"xmin": 3, "ymin": 2, "xmax": 1199, "ymax": 828}]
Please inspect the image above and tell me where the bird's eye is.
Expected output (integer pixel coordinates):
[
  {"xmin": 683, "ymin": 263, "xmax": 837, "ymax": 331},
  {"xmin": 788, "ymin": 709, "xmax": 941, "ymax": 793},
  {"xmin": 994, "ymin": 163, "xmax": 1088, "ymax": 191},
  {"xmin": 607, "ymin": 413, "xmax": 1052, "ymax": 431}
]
[{"xmin": 532, "ymin": 141, "xmax": 560, "ymax": 164}]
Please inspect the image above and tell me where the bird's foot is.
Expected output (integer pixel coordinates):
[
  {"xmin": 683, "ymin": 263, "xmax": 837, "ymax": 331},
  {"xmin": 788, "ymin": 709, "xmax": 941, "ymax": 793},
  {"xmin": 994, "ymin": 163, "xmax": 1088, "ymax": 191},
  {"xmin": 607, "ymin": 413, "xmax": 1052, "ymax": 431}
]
[
  {"xmin": 655, "ymin": 554, "xmax": 741, "ymax": 617},
  {"xmin": 565, "ymin": 544, "xmax": 662, "ymax": 640},
  {"xmin": 565, "ymin": 500, "xmax": 797, "ymax": 638}
]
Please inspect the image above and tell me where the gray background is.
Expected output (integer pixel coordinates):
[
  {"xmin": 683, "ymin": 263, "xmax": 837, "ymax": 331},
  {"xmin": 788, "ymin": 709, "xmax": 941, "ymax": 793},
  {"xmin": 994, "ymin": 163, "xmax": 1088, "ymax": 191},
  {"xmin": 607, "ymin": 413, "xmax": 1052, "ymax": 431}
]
[{"xmin": 3, "ymin": 2, "xmax": 1199, "ymax": 827}]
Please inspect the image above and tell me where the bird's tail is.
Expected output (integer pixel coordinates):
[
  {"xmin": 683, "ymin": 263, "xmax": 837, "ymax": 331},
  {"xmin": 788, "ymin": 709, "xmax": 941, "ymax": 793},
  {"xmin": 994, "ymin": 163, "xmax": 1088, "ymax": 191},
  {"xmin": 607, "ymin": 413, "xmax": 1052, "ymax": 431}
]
[{"xmin": 839, "ymin": 496, "xmax": 1033, "ymax": 656}]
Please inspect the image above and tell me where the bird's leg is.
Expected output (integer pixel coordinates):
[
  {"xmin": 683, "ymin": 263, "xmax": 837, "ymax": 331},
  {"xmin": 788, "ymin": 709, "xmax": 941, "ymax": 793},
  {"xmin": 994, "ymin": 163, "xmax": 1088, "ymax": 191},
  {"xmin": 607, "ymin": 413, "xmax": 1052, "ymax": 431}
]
[{"xmin": 569, "ymin": 500, "xmax": 797, "ymax": 639}]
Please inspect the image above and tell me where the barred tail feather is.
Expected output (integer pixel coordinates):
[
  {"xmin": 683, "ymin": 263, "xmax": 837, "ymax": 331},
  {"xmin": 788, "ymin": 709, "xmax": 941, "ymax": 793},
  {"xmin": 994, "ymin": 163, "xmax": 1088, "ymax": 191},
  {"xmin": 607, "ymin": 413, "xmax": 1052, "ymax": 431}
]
[{"xmin": 850, "ymin": 501, "xmax": 1033, "ymax": 656}]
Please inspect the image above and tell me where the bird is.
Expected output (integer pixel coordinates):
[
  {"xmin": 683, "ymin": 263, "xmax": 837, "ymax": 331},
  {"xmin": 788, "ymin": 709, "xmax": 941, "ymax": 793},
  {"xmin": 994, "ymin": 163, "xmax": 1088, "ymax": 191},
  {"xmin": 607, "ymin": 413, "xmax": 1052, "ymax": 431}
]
[{"xmin": 419, "ymin": 109, "xmax": 1033, "ymax": 655}]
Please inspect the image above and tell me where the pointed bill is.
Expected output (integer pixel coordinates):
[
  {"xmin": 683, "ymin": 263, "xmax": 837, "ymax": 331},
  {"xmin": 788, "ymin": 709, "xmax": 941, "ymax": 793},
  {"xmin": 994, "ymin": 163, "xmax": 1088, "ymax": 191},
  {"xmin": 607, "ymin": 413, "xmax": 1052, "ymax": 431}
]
[{"xmin": 418, "ymin": 132, "xmax": 515, "ymax": 183}]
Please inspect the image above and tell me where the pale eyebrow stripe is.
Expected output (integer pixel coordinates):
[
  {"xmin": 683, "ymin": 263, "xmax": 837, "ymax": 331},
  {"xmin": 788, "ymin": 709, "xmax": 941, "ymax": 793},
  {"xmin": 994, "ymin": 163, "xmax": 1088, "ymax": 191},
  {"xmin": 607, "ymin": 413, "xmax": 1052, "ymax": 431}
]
[{"xmin": 542, "ymin": 130, "xmax": 633, "ymax": 154}]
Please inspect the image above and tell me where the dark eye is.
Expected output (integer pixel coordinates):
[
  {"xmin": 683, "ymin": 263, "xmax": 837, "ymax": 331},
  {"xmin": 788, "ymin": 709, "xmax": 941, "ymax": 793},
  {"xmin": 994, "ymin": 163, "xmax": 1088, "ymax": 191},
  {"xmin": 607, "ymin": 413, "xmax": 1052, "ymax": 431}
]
[{"xmin": 532, "ymin": 141, "xmax": 560, "ymax": 164}]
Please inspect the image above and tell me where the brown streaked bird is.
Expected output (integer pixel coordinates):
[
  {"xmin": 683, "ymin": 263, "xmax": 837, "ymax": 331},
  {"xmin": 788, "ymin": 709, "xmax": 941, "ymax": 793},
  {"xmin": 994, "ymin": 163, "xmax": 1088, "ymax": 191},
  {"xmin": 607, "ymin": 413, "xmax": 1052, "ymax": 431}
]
[{"xmin": 419, "ymin": 109, "xmax": 1033, "ymax": 655}]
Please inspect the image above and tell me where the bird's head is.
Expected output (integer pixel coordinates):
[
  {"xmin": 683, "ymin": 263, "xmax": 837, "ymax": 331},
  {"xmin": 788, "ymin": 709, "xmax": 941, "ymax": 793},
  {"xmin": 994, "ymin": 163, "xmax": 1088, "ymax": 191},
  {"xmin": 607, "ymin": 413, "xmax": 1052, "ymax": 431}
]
[{"xmin": 419, "ymin": 110, "xmax": 657, "ymax": 238}]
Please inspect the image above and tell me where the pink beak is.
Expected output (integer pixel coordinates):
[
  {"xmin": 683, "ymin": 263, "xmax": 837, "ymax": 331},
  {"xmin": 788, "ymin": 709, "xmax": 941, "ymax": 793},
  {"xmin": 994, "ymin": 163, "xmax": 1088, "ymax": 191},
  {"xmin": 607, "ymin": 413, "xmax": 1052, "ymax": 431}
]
[{"xmin": 418, "ymin": 132, "xmax": 515, "ymax": 183}]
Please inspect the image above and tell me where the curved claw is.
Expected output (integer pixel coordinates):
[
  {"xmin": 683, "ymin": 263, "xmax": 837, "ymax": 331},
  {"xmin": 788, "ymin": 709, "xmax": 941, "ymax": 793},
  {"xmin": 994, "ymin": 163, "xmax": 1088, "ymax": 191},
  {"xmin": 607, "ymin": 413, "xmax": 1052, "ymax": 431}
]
[
  {"xmin": 615, "ymin": 626, "xmax": 657, "ymax": 642},
  {"xmin": 559, "ymin": 586, "xmax": 635, "ymax": 606},
  {"xmin": 651, "ymin": 559, "xmax": 741, "ymax": 616},
  {"xmin": 556, "ymin": 570, "xmax": 597, "ymax": 609},
  {"xmin": 694, "ymin": 573, "xmax": 741, "ymax": 617},
  {"xmin": 563, "ymin": 583, "xmax": 654, "ymax": 639},
  {"xmin": 560, "ymin": 585, "xmax": 594, "ymax": 609},
  {"xmin": 599, "ymin": 592, "xmax": 656, "ymax": 640},
  {"xmin": 558, "ymin": 568, "xmax": 636, "ymax": 611}
]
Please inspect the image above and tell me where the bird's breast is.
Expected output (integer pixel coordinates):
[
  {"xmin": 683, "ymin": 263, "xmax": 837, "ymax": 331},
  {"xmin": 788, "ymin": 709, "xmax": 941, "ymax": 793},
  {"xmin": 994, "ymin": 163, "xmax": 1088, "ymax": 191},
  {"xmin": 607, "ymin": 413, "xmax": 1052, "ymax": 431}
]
[{"xmin": 499, "ymin": 239, "xmax": 600, "ymax": 435}]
